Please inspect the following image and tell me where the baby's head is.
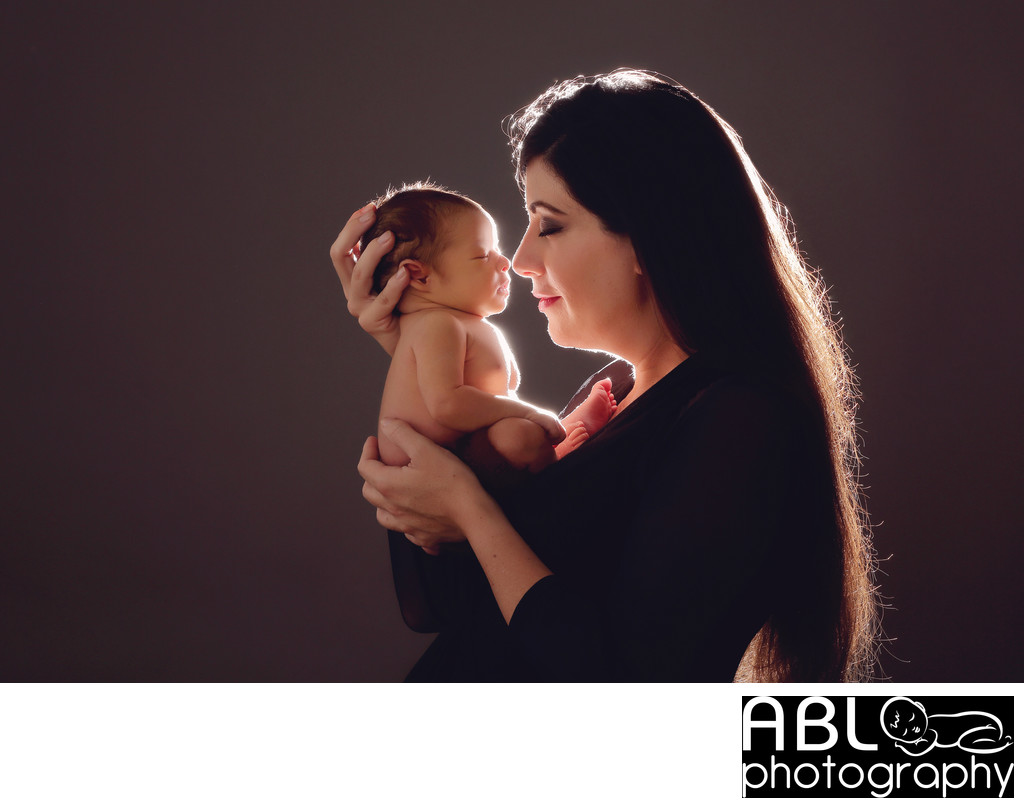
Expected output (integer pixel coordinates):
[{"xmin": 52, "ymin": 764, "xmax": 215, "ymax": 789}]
[
  {"xmin": 880, "ymin": 697, "xmax": 928, "ymax": 743},
  {"xmin": 361, "ymin": 182, "xmax": 511, "ymax": 317}
]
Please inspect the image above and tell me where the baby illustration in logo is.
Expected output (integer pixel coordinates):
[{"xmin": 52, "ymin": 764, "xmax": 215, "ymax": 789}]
[{"xmin": 880, "ymin": 697, "xmax": 1013, "ymax": 756}]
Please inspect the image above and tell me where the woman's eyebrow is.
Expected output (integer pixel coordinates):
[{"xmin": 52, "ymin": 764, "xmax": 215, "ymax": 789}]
[{"xmin": 528, "ymin": 201, "xmax": 568, "ymax": 215}]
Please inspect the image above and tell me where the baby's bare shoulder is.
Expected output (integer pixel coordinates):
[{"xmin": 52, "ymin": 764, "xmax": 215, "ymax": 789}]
[{"xmin": 400, "ymin": 308, "xmax": 468, "ymax": 337}]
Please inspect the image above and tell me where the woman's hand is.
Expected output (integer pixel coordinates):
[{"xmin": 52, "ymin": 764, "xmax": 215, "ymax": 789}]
[
  {"xmin": 363, "ymin": 421, "xmax": 552, "ymax": 623},
  {"xmin": 330, "ymin": 204, "xmax": 410, "ymax": 355},
  {"xmin": 358, "ymin": 419, "xmax": 485, "ymax": 555}
]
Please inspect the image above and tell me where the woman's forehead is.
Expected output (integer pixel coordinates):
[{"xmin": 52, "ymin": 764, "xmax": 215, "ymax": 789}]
[{"xmin": 523, "ymin": 160, "xmax": 574, "ymax": 212}]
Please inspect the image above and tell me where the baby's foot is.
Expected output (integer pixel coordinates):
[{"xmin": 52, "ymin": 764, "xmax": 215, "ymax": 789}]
[
  {"xmin": 568, "ymin": 378, "xmax": 617, "ymax": 435},
  {"xmin": 555, "ymin": 422, "xmax": 589, "ymax": 459},
  {"xmin": 554, "ymin": 379, "xmax": 617, "ymax": 459}
]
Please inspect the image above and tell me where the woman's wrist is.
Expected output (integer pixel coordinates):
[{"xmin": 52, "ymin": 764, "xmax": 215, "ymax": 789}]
[
  {"xmin": 454, "ymin": 483, "xmax": 503, "ymax": 540},
  {"xmin": 456, "ymin": 487, "xmax": 552, "ymax": 623}
]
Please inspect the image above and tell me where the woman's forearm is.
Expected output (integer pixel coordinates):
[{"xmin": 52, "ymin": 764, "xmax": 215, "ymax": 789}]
[
  {"xmin": 359, "ymin": 418, "xmax": 552, "ymax": 623},
  {"xmin": 459, "ymin": 490, "xmax": 553, "ymax": 624}
]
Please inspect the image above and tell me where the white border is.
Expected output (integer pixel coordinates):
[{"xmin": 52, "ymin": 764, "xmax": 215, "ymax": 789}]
[{"xmin": 0, "ymin": 683, "xmax": 1017, "ymax": 806}]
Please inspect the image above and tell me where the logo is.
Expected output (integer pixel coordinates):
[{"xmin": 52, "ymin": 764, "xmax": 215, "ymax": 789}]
[{"xmin": 742, "ymin": 696, "xmax": 1014, "ymax": 798}]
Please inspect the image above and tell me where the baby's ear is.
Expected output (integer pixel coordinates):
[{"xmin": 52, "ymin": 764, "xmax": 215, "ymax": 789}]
[{"xmin": 400, "ymin": 258, "xmax": 431, "ymax": 287}]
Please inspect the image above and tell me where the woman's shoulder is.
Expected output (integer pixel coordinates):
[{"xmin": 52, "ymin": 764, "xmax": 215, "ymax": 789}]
[
  {"xmin": 687, "ymin": 370, "xmax": 803, "ymax": 416},
  {"xmin": 683, "ymin": 368, "xmax": 811, "ymax": 427},
  {"xmin": 632, "ymin": 354, "xmax": 805, "ymax": 428},
  {"xmin": 668, "ymin": 370, "xmax": 819, "ymax": 471}
]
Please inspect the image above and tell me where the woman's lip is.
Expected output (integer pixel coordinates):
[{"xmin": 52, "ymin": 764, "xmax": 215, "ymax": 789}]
[{"xmin": 536, "ymin": 295, "xmax": 561, "ymax": 311}]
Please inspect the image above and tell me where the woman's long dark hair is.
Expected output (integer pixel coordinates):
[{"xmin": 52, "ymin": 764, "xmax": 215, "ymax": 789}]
[{"xmin": 507, "ymin": 70, "xmax": 879, "ymax": 681}]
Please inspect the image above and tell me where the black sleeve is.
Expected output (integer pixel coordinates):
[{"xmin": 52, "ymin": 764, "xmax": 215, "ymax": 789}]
[
  {"xmin": 388, "ymin": 531, "xmax": 489, "ymax": 633},
  {"xmin": 507, "ymin": 379, "xmax": 806, "ymax": 681}
]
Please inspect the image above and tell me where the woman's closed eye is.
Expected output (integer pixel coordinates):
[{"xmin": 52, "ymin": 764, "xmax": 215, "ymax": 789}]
[{"xmin": 538, "ymin": 218, "xmax": 563, "ymax": 237}]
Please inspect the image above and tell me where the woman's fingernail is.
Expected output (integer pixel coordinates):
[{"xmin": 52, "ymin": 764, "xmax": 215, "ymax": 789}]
[
  {"xmin": 357, "ymin": 203, "xmax": 375, "ymax": 223},
  {"xmin": 378, "ymin": 230, "xmax": 393, "ymax": 244},
  {"xmin": 394, "ymin": 267, "xmax": 408, "ymax": 281}
]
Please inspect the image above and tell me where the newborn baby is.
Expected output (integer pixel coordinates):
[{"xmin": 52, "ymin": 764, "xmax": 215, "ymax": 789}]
[{"xmin": 362, "ymin": 183, "xmax": 615, "ymax": 485}]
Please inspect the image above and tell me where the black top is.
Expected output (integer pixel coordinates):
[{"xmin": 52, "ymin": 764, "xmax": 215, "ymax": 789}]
[{"xmin": 388, "ymin": 354, "xmax": 825, "ymax": 682}]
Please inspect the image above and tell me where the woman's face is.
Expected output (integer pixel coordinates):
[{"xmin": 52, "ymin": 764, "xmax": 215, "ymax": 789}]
[{"xmin": 512, "ymin": 159, "xmax": 648, "ymax": 354}]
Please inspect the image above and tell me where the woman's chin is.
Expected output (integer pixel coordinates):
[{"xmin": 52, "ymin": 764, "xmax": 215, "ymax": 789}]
[
  {"xmin": 546, "ymin": 324, "xmax": 586, "ymax": 351},
  {"xmin": 545, "ymin": 323, "xmax": 570, "ymax": 348}
]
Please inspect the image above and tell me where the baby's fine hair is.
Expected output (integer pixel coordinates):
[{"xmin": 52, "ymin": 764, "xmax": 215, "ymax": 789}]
[{"xmin": 360, "ymin": 181, "xmax": 479, "ymax": 294}]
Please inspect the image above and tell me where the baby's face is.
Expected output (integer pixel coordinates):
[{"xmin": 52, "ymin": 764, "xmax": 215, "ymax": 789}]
[
  {"xmin": 881, "ymin": 698, "xmax": 928, "ymax": 742},
  {"xmin": 430, "ymin": 207, "xmax": 511, "ymax": 317}
]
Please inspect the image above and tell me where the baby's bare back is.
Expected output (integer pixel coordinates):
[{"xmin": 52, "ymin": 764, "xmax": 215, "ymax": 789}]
[{"xmin": 378, "ymin": 309, "xmax": 516, "ymax": 466}]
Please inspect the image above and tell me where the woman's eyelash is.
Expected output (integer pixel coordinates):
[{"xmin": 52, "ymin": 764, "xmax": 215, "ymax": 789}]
[{"xmin": 538, "ymin": 223, "xmax": 563, "ymax": 237}]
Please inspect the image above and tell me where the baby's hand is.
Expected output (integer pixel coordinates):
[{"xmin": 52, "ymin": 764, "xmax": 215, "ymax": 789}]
[{"xmin": 523, "ymin": 407, "xmax": 567, "ymax": 445}]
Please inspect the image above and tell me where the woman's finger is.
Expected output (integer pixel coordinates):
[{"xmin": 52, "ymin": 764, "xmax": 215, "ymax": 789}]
[
  {"xmin": 375, "ymin": 507, "xmax": 404, "ymax": 532},
  {"xmin": 357, "ymin": 265, "xmax": 409, "ymax": 329},
  {"xmin": 362, "ymin": 479, "xmax": 388, "ymax": 510},
  {"xmin": 358, "ymin": 436, "xmax": 412, "ymax": 505},
  {"xmin": 369, "ymin": 491, "xmax": 445, "ymax": 546},
  {"xmin": 402, "ymin": 531, "xmax": 441, "ymax": 556},
  {"xmin": 376, "ymin": 507, "xmax": 438, "ymax": 545},
  {"xmin": 359, "ymin": 435, "xmax": 380, "ymax": 463},
  {"xmin": 330, "ymin": 204, "xmax": 377, "ymax": 294},
  {"xmin": 357, "ymin": 436, "xmax": 388, "ymax": 485},
  {"xmin": 346, "ymin": 231, "xmax": 395, "ymax": 315},
  {"xmin": 379, "ymin": 418, "xmax": 450, "ymax": 466}
]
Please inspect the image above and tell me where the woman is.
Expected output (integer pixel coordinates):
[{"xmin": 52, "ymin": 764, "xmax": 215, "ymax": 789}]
[{"xmin": 332, "ymin": 70, "xmax": 879, "ymax": 682}]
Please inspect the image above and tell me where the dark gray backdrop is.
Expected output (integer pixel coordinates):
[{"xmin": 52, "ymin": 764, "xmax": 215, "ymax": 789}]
[{"xmin": 3, "ymin": 1, "xmax": 1021, "ymax": 681}]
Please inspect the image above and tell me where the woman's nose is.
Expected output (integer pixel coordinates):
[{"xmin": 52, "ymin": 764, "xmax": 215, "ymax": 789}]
[{"xmin": 512, "ymin": 231, "xmax": 541, "ymax": 277}]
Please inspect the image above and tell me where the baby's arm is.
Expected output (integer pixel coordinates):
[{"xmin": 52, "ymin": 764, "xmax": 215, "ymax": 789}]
[{"xmin": 412, "ymin": 313, "xmax": 564, "ymax": 443}]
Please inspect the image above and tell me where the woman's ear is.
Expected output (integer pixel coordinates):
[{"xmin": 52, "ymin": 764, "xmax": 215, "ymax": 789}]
[{"xmin": 400, "ymin": 258, "xmax": 431, "ymax": 288}]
